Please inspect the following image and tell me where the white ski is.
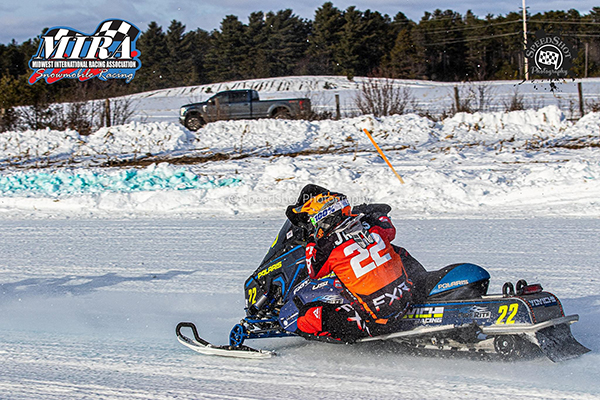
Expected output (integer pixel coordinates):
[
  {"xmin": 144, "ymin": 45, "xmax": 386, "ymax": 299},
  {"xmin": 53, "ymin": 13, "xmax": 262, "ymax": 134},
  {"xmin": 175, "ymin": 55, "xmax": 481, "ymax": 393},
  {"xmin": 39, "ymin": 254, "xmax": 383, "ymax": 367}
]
[{"xmin": 176, "ymin": 322, "xmax": 275, "ymax": 359}]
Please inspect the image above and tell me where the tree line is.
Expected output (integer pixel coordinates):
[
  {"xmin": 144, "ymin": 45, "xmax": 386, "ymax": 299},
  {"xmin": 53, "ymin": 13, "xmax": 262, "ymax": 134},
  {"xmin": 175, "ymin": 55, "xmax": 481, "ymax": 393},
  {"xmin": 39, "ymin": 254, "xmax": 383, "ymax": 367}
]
[{"xmin": 1, "ymin": 3, "xmax": 599, "ymax": 115}]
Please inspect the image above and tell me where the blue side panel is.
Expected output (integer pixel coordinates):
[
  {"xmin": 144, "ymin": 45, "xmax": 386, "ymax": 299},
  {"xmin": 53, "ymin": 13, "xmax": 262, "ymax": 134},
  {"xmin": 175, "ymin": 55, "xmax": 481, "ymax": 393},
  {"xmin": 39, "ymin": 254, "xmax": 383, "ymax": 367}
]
[
  {"xmin": 279, "ymin": 301, "xmax": 300, "ymax": 332},
  {"xmin": 279, "ymin": 277, "xmax": 349, "ymax": 333},
  {"xmin": 245, "ymin": 245, "xmax": 304, "ymax": 288},
  {"xmin": 284, "ymin": 263, "xmax": 305, "ymax": 299},
  {"xmin": 428, "ymin": 263, "xmax": 490, "ymax": 296},
  {"xmin": 273, "ymin": 276, "xmax": 286, "ymax": 298}
]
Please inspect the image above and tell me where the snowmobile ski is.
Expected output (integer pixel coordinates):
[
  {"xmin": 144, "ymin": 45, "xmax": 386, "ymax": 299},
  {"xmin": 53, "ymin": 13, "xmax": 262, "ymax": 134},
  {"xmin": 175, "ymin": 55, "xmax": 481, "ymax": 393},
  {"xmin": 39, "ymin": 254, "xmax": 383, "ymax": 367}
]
[{"xmin": 176, "ymin": 322, "xmax": 274, "ymax": 359}]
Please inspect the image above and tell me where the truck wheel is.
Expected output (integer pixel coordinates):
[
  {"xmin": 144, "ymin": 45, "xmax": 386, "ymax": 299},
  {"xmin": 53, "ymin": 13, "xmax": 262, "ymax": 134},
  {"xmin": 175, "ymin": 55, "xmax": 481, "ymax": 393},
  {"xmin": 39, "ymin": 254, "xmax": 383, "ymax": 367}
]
[
  {"xmin": 185, "ymin": 115, "xmax": 204, "ymax": 131},
  {"xmin": 273, "ymin": 109, "xmax": 291, "ymax": 119}
]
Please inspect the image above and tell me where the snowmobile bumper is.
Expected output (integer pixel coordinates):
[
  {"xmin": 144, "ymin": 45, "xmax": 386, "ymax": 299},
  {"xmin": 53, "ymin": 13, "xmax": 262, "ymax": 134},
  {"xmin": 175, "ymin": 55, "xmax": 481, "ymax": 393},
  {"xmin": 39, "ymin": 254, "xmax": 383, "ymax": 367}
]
[
  {"xmin": 482, "ymin": 314, "xmax": 590, "ymax": 362},
  {"xmin": 480, "ymin": 314, "xmax": 579, "ymax": 335}
]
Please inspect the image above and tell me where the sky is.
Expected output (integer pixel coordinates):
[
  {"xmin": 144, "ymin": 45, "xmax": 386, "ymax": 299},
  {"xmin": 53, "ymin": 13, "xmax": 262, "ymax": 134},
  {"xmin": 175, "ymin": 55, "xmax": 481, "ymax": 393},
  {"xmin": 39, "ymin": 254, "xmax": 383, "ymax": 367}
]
[{"xmin": 0, "ymin": 0, "xmax": 596, "ymax": 44}]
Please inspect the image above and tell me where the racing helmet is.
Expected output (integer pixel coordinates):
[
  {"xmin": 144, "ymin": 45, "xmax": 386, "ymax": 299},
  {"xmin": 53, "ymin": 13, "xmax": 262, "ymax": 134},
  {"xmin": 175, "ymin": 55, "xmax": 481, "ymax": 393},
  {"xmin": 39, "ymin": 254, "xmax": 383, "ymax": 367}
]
[{"xmin": 288, "ymin": 187, "xmax": 351, "ymax": 239}]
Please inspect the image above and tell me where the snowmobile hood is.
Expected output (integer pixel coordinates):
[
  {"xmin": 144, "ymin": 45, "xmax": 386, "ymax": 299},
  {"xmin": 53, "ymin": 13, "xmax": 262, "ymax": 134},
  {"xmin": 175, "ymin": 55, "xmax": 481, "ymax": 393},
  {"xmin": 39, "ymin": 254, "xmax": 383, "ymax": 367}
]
[{"xmin": 428, "ymin": 263, "xmax": 490, "ymax": 297}]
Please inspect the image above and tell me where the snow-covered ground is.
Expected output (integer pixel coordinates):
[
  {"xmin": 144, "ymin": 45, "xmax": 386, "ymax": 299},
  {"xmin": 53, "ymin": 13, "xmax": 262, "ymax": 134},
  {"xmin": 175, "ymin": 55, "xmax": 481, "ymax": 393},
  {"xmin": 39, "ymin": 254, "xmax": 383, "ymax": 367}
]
[
  {"xmin": 1, "ymin": 101, "xmax": 600, "ymax": 218},
  {"xmin": 126, "ymin": 75, "xmax": 600, "ymax": 123},
  {"xmin": 1, "ymin": 218, "xmax": 598, "ymax": 399},
  {"xmin": 0, "ymin": 75, "xmax": 599, "ymax": 398}
]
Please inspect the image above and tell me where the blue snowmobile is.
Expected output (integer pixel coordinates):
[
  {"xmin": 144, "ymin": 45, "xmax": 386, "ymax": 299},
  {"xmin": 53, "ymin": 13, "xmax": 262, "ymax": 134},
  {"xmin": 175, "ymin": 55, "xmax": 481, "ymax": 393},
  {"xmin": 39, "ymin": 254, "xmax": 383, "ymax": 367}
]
[{"xmin": 177, "ymin": 210, "xmax": 589, "ymax": 362}]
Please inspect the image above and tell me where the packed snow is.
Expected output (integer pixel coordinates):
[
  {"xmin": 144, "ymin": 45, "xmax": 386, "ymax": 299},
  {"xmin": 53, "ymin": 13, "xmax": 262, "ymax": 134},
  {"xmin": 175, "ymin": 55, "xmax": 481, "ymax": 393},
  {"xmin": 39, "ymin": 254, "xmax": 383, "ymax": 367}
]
[
  {"xmin": 0, "ymin": 76, "xmax": 598, "ymax": 399},
  {"xmin": 1, "ymin": 218, "xmax": 599, "ymax": 399}
]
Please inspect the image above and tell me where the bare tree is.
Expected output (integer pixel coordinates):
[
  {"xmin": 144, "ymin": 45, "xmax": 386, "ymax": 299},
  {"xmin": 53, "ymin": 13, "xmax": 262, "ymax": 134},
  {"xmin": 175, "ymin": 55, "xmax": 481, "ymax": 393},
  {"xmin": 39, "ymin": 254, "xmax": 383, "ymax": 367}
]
[
  {"xmin": 451, "ymin": 83, "xmax": 497, "ymax": 114},
  {"xmin": 355, "ymin": 76, "xmax": 416, "ymax": 117},
  {"xmin": 472, "ymin": 83, "xmax": 495, "ymax": 112},
  {"xmin": 107, "ymin": 97, "xmax": 137, "ymax": 126},
  {"xmin": 63, "ymin": 101, "xmax": 101, "ymax": 135},
  {"xmin": 585, "ymin": 97, "xmax": 600, "ymax": 113},
  {"xmin": 503, "ymin": 88, "xmax": 525, "ymax": 112}
]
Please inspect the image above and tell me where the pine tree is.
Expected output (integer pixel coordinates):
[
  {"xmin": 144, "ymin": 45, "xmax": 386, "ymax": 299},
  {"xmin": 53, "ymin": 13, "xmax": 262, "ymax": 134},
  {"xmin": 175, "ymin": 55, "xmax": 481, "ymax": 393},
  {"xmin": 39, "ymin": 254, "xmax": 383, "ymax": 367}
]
[
  {"xmin": 359, "ymin": 9, "xmax": 392, "ymax": 76},
  {"xmin": 335, "ymin": 7, "xmax": 364, "ymax": 78},
  {"xmin": 165, "ymin": 20, "xmax": 197, "ymax": 87},
  {"xmin": 335, "ymin": 7, "xmax": 391, "ymax": 78},
  {"xmin": 242, "ymin": 11, "xmax": 269, "ymax": 79},
  {"xmin": 135, "ymin": 22, "xmax": 169, "ymax": 91},
  {"xmin": 417, "ymin": 9, "xmax": 468, "ymax": 81},
  {"xmin": 2, "ymin": 40, "xmax": 27, "ymax": 78},
  {"xmin": 261, "ymin": 10, "xmax": 310, "ymax": 77},
  {"xmin": 205, "ymin": 15, "xmax": 248, "ymax": 82},
  {"xmin": 490, "ymin": 11, "xmax": 524, "ymax": 80},
  {"xmin": 462, "ymin": 11, "xmax": 491, "ymax": 80},
  {"xmin": 387, "ymin": 20, "xmax": 425, "ymax": 79},
  {"xmin": 306, "ymin": 2, "xmax": 344, "ymax": 75},
  {"xmin": 191, "ymin": 28, "xmax": 212, "ymax": 84}
]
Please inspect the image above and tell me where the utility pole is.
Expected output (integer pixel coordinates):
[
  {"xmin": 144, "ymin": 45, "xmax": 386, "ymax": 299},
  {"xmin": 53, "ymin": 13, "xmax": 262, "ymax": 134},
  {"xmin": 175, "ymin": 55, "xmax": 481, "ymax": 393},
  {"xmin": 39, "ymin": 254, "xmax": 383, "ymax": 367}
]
[
  {"xmin": 585, "ymin": 42, "xmax": 589, "ymax": 78},
  {"xmin": 522, "ymin": 0, "xmax": 529, "ymax": 80}
]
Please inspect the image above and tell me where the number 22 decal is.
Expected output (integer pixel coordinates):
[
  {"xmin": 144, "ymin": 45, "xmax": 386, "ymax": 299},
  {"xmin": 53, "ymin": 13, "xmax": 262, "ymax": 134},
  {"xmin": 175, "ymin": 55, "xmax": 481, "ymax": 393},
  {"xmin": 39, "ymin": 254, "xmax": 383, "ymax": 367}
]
[
  {"xmin": 248, "ymin": 287, "xmax": 257, "ymax": 305},
  {"xmin": 496, "ymin": 303, "xmax": 518, "ymax": 325},
  {"xmin": 343, "ymin": 233, "xmax": 391, "ymax": 278}
]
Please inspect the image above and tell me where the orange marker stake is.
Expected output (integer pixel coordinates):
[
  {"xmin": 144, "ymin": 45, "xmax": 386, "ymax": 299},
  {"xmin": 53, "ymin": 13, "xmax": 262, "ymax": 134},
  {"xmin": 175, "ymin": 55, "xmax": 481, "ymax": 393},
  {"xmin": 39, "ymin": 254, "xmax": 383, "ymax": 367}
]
[{"xmin": 362, "ymin": 128, "xmax": 405, "ymax": 184}]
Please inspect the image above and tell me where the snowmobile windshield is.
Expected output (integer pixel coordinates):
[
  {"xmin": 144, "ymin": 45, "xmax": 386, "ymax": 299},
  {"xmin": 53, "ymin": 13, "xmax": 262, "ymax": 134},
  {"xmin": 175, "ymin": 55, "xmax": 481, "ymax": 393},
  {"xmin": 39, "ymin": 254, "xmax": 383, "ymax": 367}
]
[{"xmin": 259, "ymin": 219, "xmax": 307, "ymax": 266}]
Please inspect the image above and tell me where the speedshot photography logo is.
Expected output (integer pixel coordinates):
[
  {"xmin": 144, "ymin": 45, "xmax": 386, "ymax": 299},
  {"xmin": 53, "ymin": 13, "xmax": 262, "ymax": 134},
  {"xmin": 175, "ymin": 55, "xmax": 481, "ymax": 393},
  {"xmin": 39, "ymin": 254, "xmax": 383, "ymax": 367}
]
[
  {"xmin": 29, "ymin": 19, "xmax": 141, "ymax": 84},
  {"xmin": 525, "ymin": 30, "xmax": 574, "ymax": 79}
]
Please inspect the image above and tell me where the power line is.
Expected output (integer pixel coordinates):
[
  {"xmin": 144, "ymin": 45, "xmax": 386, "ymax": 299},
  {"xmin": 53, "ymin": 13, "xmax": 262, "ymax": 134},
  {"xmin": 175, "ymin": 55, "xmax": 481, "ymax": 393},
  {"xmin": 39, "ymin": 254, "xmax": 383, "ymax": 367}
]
[
  {"xmin": 421, "ymin": 18, "xmax": 600, "ymax": 36},
  {"xmin": 424, "ymin": 32, "xmax": 520, "ymax": 46},
  {"xmin": 422, "ymin": 19, "xmax": 523, "ymax": 34},
  {"xmin": 528, "ymin": 19, "xmax": 600, "ymax": 25},
  {"xmin": 425, "ymin": 30, "xmax": 600, "ymax": 46},
  {"xmin": 422, "ymin": 18, "xmax": 600, "ymax": 36},
  {"xmin": 561, "ymin": 33, "xmax": 600, "ymax": 38}
]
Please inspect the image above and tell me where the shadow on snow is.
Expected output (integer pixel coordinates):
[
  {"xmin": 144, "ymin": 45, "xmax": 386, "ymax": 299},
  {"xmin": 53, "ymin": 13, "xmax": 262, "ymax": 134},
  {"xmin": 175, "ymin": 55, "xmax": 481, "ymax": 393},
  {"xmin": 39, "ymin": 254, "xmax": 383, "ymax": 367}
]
[{"xmin": 0, "ymin": 269, "xmax": 198, "ymax": 299}]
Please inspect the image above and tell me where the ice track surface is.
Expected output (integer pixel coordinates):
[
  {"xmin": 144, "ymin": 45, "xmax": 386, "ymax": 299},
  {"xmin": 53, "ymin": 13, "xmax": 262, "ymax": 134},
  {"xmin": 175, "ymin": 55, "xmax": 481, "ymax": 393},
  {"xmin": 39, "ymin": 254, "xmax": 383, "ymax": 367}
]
[{"xmin": 0, "ymin": 217, "xmax": 599, "ymax": 399}]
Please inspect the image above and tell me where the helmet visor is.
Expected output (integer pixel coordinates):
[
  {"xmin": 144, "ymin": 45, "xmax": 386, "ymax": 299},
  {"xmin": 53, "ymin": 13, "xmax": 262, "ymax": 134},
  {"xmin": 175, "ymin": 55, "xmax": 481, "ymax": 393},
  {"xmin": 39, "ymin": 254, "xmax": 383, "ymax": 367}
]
[{"xmin": 309, "ymin": 198, "xmax": 350, "ymax": 232}]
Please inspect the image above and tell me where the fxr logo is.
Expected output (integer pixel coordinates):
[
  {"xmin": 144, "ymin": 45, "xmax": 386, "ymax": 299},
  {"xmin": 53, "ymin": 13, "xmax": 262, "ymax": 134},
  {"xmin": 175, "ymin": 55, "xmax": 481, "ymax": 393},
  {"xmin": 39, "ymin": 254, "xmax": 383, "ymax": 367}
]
[{"xmin": 372, "ymin": 282, "xmax": 411, "ymax": 311}]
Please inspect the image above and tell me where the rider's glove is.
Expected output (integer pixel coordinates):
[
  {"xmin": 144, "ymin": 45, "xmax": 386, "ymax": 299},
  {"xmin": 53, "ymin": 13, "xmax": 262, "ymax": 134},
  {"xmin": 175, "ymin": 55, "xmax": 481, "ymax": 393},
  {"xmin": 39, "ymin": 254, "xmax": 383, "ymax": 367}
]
[{"xmin": 334, "ymin": 214, "xmax": 374, "ymax": 249}]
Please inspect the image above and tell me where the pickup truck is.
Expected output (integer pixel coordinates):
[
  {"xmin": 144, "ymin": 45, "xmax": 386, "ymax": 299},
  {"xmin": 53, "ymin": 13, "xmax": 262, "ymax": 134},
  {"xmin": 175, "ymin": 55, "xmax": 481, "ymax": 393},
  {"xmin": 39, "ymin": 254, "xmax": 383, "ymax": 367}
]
[{"xmin": 179, "ymin": 89, "xmax": 311, "ymax": 131}]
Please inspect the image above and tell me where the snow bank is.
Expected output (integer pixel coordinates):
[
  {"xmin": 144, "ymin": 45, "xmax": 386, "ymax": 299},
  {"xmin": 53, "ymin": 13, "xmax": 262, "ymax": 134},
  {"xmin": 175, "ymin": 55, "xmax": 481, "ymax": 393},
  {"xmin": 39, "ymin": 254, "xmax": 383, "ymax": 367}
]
[
  {"xmin": 1, "ymin": 87, "xmax": 599, "ymax": 219},
  {"xmin": 1, "ymin": 148, "xmax": 598, "ymax": 218},
  {"xmin": 83, "ymin": 122, "xmax": 195, "ymax": 158},
  {"xmin": 198, "ymin": 113, "xmax": 436, "ymax": 156},
  {"xmin": 441, "ymin": 106, "xmax": 567, "ymax": 143},
  {"xmin": 2, "ymin": 106, "xmax": 581, "ymax": 167},
  {"xmin": 0, "ymin": 128, "xmax": 82, "ymax": 163}
]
